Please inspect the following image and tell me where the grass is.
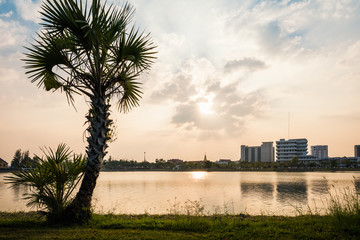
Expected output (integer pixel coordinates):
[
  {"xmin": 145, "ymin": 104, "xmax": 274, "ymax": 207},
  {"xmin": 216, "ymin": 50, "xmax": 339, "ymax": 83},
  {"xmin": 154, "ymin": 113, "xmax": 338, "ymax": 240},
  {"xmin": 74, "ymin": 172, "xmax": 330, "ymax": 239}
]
[{"xmin": 0, "ymin": 211, "xmax": 358, "ymax": 239}]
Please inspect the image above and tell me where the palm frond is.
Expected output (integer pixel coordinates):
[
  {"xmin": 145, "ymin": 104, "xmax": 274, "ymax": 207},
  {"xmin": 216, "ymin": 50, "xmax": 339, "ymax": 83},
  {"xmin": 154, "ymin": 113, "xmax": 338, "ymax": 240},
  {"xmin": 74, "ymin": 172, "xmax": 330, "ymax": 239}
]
[
  {"xmin": 114, "ymin": 72, "xmax": 143, "ymax": 113},
  {"xmin": 122, "ymin": 27, "xmax": 157, "ymax": 71},
  {"xmin": 41, "ymin": 0, "xmax": 92, "ymax": 51},
  {"xmin": 23, "ymin": 33, "xmax": 69, "ymax": 91}
]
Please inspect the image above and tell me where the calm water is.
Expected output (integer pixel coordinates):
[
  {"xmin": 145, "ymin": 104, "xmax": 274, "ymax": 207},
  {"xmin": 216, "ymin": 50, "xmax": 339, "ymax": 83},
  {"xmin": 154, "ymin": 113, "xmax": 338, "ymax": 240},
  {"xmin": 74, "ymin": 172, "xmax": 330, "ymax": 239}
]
[{"xmin": 0, "ymin": 171, "xmax": 359, "ymax": 216}]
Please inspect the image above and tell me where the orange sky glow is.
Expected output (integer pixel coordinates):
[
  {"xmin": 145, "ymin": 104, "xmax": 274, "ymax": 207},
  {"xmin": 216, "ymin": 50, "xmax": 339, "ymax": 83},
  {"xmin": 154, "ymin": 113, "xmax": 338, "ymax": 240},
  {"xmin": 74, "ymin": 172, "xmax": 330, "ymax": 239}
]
[{"xmin": 0, "ymin": 0, "xmax": 360, "ymax": 163}]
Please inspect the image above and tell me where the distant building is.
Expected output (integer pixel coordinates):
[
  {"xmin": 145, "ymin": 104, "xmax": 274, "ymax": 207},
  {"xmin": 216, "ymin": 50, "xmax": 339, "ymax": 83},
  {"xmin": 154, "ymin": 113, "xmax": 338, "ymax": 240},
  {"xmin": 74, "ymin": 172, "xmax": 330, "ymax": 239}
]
[
  {"xmin": 355, "ymin": 145, "xmax": 360, "ymax": 157},
  {"xmin": 241, "ymin": 145, "xmax": 259, "ymax": 162},
  {"xmin": 216, "ymin": 159, "xmax": 232, "ymax": 165},
  {"xmin": 311, "ymin": 145, "xmax": 328, "ymax": 159},
  {"xmin": 0, "ymin": 158, "xmax": 8, "ymax": 169},
  {"xmin": 261, "ymin": 142, "xmax": 274, "ymax": 163},
  {"xmin": 167, "ymin": 159, "xmax": 183, "ymax": 164},
  {"xmin": 276, "ymin": 138, "xmax": 308, "ymax": 161},
  {"xmin": 241, "ymin": 142, "xmax": 274, "ymax": 162},
  {"xmin": 188, "ymin": 160, "xmax": 206, "ymax": 164}
]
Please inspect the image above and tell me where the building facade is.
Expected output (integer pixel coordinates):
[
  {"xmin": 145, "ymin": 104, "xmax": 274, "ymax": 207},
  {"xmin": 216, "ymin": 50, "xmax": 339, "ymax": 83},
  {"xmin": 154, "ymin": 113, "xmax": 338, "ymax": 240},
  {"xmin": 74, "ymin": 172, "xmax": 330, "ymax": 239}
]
[
  {"xmin": 311, "ymin": 145, "xmax": 328, "ymax": 159},
  {"xmin": 355, "ymin": 145, "xmax": 360, "ymax": 157},
  {"xmin": 276, "ymin": 138, "xmax": 308, "ymax": 161},
  {"xmin": 0, "ymin": 158, "xmax": 8, "ymax": 168},
  {"xmin": 167, "ymin": 159, "xmax": 183, "ymax": 164},
  {"xmin": 216, "ymin": 159, "xmax": 232, "ymax": 165},
  {"xmin": 241, "ymin": 142, "xmax": 274, "ymax": 162}
]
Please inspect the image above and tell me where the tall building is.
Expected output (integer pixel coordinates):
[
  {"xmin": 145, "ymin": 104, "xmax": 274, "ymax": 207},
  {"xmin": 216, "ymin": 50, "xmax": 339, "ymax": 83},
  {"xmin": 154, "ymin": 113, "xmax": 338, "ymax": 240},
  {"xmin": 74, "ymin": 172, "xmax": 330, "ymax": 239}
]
[
  {"xmin": 311, "ymin": 145, "xmax": 328, "ymax": 159},
  {"xmin": 276, "ymin": 138, "xmax": 308, "ymax": 161},
  {"xmin": 261, "ymin": 142, "xmax": 274, "ymax": 163},
  {"xmin": 355, "ymin": 145, "xmax": 360, "ymax": 157},
  {"xmin": 241, "ymin": 142, "xmax": 274, "ymax": 162}
]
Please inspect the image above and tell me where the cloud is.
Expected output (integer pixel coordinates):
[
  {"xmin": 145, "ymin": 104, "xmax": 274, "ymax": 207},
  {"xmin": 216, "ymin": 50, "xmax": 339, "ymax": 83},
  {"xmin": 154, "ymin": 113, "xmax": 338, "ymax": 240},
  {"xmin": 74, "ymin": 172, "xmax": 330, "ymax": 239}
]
[
  {"xmin": 0, "ymin": 19, "xmax": 29, "ymax": 50},
  {"xmin": 224, "ymin": 58, "xmax": 267, "ymax": 73},
  {"xmin": 0, "ymin": 67, "xmax": 21, "ymax": 83},
  {"xmin": 339, "ymin": 40, "xmax": 360, "ymax": 67},
  {"xmin": 150, "ymin": 73, "xmax": 197, "ymax": 103},
  {"xmin": 14, "ymin": 0, "xmax": 41, "ymax": 23},
  {"xmin": 151, "ymin": 58, "xmax": 267, "ymax": 139},
  {"xmin": 224, "ymin": 0, "xmax": 360, "ymax": 58},
  {"xmin": 0, "ymin": 11, "xmax": 13, "ymax": 18}
]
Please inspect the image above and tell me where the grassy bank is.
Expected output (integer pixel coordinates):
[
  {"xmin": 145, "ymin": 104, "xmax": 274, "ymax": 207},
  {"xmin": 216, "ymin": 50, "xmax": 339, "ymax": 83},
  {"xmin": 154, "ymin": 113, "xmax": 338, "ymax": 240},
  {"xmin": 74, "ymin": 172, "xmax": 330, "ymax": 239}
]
[{"xmin": 0, "ymin": 211, "xmax": 359, "ymax": 239}]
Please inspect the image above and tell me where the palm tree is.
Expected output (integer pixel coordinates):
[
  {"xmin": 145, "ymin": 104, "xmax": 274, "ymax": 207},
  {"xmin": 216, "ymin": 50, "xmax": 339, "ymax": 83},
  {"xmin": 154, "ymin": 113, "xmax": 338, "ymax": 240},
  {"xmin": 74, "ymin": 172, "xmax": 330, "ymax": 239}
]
[{"xmin": 23, "ymin": 0, "xmax": 156, "ymax": 222}]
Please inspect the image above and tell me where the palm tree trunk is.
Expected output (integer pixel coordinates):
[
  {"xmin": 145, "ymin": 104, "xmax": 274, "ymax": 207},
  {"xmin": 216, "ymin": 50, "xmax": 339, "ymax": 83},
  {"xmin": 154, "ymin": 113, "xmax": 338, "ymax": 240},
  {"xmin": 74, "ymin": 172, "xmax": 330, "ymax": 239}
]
[{"xmin": 65, "ymin": 95, "xmax": 111, "ymax": 223}]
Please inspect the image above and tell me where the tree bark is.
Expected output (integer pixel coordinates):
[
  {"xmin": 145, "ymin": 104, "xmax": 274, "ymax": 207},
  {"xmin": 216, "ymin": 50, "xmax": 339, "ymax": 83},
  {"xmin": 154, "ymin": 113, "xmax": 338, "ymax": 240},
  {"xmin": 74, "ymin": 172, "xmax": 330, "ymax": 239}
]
[{"xmin": 65, "ymin": 95, "xmax": 111, "ymax": 223}]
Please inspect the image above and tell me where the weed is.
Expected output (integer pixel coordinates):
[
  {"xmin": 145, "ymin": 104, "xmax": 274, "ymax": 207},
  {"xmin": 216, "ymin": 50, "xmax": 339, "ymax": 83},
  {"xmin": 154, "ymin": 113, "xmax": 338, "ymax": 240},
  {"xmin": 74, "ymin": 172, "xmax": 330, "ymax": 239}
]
[{"xmin": 326, "ymin": 178, "xmax": 360, "ymax": 236}]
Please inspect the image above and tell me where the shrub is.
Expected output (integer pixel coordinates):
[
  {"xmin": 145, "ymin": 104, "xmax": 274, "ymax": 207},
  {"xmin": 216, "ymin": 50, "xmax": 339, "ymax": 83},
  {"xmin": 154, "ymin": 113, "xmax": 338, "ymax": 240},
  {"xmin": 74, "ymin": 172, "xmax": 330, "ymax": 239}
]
[{"xmin": 5, "ymin": 143, "xmax": 86, "ymax": 222}]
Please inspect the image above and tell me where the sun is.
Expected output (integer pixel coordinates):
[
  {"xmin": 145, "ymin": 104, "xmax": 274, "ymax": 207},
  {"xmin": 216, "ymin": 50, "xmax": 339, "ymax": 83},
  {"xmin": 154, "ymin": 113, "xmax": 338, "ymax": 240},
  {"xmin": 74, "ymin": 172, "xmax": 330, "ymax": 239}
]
[{"xmin": 198, "ymin": 100, "xmax": 214, "ymax": 114}]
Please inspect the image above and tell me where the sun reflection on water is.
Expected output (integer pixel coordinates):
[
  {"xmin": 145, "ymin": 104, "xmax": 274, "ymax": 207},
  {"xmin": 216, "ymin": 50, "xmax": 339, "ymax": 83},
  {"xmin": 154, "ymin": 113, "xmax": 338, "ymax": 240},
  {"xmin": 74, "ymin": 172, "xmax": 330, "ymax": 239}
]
[{"xmin": 189, "ymin": 171, "xmax": 208, "ymax": 180}]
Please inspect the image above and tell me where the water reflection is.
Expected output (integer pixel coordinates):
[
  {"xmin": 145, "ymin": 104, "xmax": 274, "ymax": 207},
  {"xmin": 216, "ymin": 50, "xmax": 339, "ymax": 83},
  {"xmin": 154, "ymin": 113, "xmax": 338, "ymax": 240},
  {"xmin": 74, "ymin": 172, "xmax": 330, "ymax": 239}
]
[
  {"xmin": 277, "ymin": 181, "xmax": 307, "ymax": 204},
  {"xmin": 311, "ymin": 179, "xmax": 328, "ymax": 195},
  {"xmin": 354, "ymin": 178, "xmax": 360, "ymax": 193},
  {"xmin": 0, "ymin": 178, "xmax": 4, "ymax": 198},
  {"xmin": 241, "ymin": 182, "xmax": 274, "ymax": 199},
  {"xmin": 2, "ymin": 172, "xmax": 360, "ymax": 215},
  {"xmin": 188, "ymin": 171, "xmax": 208, "ymax": 181}
]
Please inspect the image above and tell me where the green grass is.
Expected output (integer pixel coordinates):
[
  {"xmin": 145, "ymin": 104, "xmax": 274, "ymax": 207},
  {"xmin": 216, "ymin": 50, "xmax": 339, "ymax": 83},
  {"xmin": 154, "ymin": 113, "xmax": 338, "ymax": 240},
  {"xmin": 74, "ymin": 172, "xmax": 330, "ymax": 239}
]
[{"xmin": 0, "ymin": 212, "xmax": 358, "ymax": 239}]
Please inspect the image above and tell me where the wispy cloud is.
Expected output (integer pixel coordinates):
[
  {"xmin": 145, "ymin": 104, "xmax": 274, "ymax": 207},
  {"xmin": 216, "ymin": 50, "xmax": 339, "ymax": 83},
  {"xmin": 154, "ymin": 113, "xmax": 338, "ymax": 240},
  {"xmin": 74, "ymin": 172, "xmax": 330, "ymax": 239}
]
[
  {"xmin": 14, "ymin": 0, "xmax": 41, "ymax": 23},
  {"xmin": 0, "ymin": 11, "xmax": 13, "ymax": 18},
  {"xmin": 224, "ymin": 58, "xmax": 267, "ymax": 73}
]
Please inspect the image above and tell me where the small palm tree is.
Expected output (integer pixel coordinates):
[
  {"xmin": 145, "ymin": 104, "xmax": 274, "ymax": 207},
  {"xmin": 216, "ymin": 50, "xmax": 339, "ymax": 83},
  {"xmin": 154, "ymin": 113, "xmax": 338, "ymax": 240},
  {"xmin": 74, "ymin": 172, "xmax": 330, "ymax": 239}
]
[
  {"xmin": 23, "ymin": 0, "xmax": 156, "ymax": 222},
  {"xmin": 6, "ymin": 143, "xmax": 86, "ymax": 222}
]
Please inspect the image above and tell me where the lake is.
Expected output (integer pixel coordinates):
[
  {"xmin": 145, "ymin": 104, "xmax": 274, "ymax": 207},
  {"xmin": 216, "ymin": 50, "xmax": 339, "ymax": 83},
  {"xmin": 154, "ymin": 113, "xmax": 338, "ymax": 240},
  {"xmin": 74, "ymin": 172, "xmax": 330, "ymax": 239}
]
[{"xmin": 0, "ymin": 171, "xmax": 359, "ymax": 216}]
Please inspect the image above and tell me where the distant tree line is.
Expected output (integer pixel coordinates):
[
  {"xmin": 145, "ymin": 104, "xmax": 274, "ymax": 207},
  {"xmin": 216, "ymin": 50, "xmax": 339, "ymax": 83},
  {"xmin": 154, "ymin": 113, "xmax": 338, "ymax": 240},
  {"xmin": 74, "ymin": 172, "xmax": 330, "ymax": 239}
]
[
  {"xmin": 102, "ymin": 158, "xmax": 268, "ymax": 171},
  {"xmin": 102, "ymin": 156, "xmax": 359, "ymax": 171},
  {"xmin": 10, "ymin": 149, "xmax": 39, "ymax": 168},
  {"xmin": 9, "ymin": 150, "xmax": 359, "ymax": 171}
]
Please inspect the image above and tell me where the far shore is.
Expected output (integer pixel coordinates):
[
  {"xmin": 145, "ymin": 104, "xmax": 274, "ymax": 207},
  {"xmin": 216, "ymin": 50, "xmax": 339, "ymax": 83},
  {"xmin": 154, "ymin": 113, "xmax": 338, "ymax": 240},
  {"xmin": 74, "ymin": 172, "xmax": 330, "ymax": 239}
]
[
  {"xmin": 100, "ymin": 168, "xmax": 360, "ymax": 172},
  {"xmin": 2, "ymin": 168, "xmax": 360, "ymax": 173}
]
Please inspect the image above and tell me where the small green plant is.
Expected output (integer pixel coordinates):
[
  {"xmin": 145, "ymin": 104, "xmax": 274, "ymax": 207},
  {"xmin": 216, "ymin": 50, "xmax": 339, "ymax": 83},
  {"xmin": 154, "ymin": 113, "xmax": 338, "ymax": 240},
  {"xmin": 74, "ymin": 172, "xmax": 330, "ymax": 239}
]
[
  {"xmin": 5, "ymin": 143, "xmax": 86, "ymax": 222},
  {"xmin": 326, "ymin": 178, "xmax": 360, "ymax": 235},
  {"xmin": 167, "ymin": 198, "xmax": 205, "ymax": 216},
  {"xmin": 327, "ymin": 180, "xmax": 360, "ymax": 216}
]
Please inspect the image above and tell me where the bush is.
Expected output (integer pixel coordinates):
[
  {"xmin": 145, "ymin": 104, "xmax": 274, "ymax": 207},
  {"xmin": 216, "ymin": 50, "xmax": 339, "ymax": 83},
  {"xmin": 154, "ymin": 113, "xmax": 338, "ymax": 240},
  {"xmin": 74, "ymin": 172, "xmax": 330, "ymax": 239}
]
[{"xmin": 5, "ymin": 143, "xmax": 86, "ymax": 222}]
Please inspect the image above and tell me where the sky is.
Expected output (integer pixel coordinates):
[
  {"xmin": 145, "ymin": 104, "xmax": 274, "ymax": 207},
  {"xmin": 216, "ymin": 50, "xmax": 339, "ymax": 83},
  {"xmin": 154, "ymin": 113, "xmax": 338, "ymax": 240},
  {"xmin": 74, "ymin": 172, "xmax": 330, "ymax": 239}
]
[{"xmin": 0, "ymin": 0, "xmax": 360, "ymax": 163}]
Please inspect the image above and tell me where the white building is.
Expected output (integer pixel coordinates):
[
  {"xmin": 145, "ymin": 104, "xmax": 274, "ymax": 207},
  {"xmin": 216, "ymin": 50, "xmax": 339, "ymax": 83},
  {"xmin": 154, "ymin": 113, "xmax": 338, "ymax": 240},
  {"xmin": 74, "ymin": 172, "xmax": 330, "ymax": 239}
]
[
  {"xmin": 276, "ymin": 138, "xmax": 308, "ymax": 161},
  {"xmin": 311, "ymin": 145, "xmax": 328, "ymax": 159},
  {"xmin": 241, "ymin": 142, "xmax": 274, "ymax": 162}
]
